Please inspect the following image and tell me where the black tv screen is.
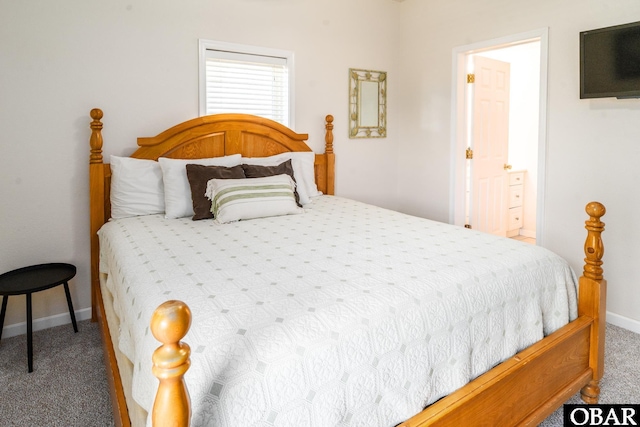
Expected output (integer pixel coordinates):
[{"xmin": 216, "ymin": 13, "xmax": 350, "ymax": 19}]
[{"xmin": 580, "ymin": 21, "xmax": 640, "ymax": 99}]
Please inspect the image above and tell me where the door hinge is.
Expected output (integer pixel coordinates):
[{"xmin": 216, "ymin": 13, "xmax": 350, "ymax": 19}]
[
  {"xmin": 464, "ymin": 224, "xmax": 472, "ymax": 229},
  {"xmin": 467, "ymin": 73, "xmax": 475, "ymax": 84},
  {"xmin": 466, "ymin": 147, "xmax": 473, "ymax": 159}
]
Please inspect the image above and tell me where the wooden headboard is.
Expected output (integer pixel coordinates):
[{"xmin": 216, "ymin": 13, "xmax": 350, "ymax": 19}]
[{"xmin": 89, "ymin": 109, "xmax": 335, "ymax": 319}]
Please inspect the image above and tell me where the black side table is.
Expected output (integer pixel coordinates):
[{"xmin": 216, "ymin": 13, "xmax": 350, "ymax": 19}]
[{"xmin": 0, "ymin": 263, "xmax": 78, "ymax": 372}]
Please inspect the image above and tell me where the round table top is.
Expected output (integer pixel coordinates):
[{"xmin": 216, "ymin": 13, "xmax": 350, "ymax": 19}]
[{"xmin": 0, "ymin": 263, "xmax": 76, "ymax": 296}]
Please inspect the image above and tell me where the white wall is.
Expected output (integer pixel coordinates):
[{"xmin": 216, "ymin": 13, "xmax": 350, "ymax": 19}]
[
  {"xmin": 0, "ymin": 0, "xmax": 401, "ymax": 333},
  {"xmin": 396, "ymin": 0, "xmax": 640, "ymax": 327}
]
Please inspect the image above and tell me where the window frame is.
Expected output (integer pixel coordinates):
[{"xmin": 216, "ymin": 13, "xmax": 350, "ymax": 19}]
[{"xmin": 198, "ymin": 39, "xmax": 295, "ymax": 127}]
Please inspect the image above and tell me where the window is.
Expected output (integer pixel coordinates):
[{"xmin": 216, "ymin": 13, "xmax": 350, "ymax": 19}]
[{"xmin": 199, "ymin": 40, "xmax": 294, "ymax": 127}]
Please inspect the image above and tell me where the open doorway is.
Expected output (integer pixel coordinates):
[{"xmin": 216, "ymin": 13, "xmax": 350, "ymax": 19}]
[{"xmin": 450, "ymin": 29, "xmax": 549, "ymax": 246}]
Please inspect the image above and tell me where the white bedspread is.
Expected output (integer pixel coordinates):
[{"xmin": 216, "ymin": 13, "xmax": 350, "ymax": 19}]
[{"xmin": 98, "ymin": 195, "xmax": 578, "ymax": 427}]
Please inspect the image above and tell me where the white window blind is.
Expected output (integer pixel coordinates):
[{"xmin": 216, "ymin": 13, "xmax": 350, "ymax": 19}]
[{"xmin": 203, "ymin": 48, "xmax": 290, "ymax": 126}]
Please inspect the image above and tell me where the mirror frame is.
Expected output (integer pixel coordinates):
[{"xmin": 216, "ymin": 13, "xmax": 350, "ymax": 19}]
[{"xmin": 349, "ymin": 68, "xmax": 387, "ymax": 138}]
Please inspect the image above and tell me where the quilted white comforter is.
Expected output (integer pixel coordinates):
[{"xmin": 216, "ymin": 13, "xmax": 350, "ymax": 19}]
[{"xmin": 98, "ymin": 195, "xmax": 578, "ymax": 427}]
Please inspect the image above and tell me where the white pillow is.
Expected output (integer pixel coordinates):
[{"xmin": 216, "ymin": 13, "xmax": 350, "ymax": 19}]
[
  {"xmin": 241, "ymin": 152, "xmax": 320, "ymax": 205},
  {"xmin": 159, "ymin": 155, "xmax": 242, "ymax": 219},
  {"xmin": 110, "ymin": 155, "xmax": 164, "ymax": 219},
  {"xmin": 205, "ymin": 174, "xmax": 302, "ymax": 224}
]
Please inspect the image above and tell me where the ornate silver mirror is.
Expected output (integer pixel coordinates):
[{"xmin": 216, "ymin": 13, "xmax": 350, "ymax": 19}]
[{"xmin": 349, "ymin": 68, "xmax": 387, "ymax": 138}]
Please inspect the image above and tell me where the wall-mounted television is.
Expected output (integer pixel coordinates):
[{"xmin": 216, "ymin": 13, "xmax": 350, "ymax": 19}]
[{"xmin": 580, "ymin": 21, "xmax": 640, "ymax": 99}]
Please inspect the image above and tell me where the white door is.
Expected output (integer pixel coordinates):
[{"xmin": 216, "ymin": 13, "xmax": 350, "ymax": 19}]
[{"xmin": 469, "ymin": 55, "xmax": 510, "ymax": 236}]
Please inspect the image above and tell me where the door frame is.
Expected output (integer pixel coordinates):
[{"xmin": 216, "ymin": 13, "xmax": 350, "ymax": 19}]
[{"xmin": 449, "ymin": 28, "xmax": 549, "ymax": 245}]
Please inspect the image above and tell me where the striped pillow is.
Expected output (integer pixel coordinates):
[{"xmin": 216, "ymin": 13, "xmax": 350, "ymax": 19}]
[{"xmin": 205, "ymin": 174, "xmax": 302, "ymax": 223}]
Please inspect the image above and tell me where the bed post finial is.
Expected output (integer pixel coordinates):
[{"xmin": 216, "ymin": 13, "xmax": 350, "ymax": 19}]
[
  {"xmin": 90, "ymin": 108, "xmax": 104, "ymax": 164},
  {"xmin": 151, "ymin": 300, "xmax": 192, "ymax": 427},
  {"xmin": 325, "ymin": 115, "xmax": 334, "ymax": 154},
  {"xmin": 583, "ymin": 201, "xmax": 606, "ymax": 281}
]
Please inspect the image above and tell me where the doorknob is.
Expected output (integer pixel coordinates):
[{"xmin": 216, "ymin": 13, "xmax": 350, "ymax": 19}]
[{"xmin": 504, "ymin": 164, "xmax": 512, "ymax": 170}]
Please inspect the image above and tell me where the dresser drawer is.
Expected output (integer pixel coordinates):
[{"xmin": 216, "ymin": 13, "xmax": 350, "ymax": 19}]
[
  {"xmin": 509, "ymin": 172, "xmax": 524, "ymax": 186},
  {"xmin": 508, "ymin": 206, "xmax": 523, "ymax": 230},
  {"xmin": 509, "ymin": 185, "xmax": 523, "ymax": 208}
]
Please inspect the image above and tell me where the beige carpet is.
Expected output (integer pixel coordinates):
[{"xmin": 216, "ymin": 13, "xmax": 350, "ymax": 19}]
[
  {"xmin": 0, "ymin": 320, "xmax": 113, "ymax": 427},
  {"xmin": 0, "ymin": 321, "xmax": 637, "ymax": 426}
]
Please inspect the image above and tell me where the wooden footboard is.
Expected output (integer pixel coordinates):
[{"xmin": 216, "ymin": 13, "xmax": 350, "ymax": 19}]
[
  {"xmin": 96, "ymin": 280, "xmax": 131, "ymax": 427},
  {"xmin": 147, "ymin": 203, "xmax": 606, "ymax": 427}
]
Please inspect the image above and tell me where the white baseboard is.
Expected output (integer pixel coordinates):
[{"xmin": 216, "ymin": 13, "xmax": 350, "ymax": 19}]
[
  {"xmin": 1, "ymin": 308, "xmax": 92, "ymax": 339},
  {"xmin": 607, "ymin": 311, "xmax": 640, "ymax": 335}
]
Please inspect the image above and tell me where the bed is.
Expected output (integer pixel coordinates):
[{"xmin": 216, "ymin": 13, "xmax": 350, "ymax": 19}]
[{"xmin": 88, "ymin": 108, "xmax": 606, "ymax": 427}]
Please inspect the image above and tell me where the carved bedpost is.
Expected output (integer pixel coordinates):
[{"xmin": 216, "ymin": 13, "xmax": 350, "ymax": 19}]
[
  {"xmin": 151, "ymin": 300, "xmax": 192, "ymax": 427},
  {"xmin": 325, "ymin": 114, "xmax": 334, "ymax": 154},
  {"xmin": 578, "ymin": 202, "xmax": 607, "ymax": 404},
  {"xmin": 324, "ymin": 115, "xmax": 335, "ymax": 195},
  {"xmin": 89, "ymin": 108, "xmax": 105, "ymax": 322}
]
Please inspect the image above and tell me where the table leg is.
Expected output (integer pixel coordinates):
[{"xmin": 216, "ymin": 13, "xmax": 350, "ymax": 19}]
[
  {"xmin": 63, "ymin": 282, "xmax": 78, "ymax": 333},
  {"xmin": 0, "ymin": 295, "xmax": 8, "ymax": 341},
  {"xmin": 26, "ymin": 293, "xmax": 33, "ymax": 373}
]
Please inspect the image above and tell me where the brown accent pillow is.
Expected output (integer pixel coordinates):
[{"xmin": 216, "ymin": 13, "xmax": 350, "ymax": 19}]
[
  {"xmin": 241, "ymin": 160, "xmax": 302, "ymax": 207},
  {"xmin": 186, "ymin": 164, "xmax": 246, "ymax": 220}
]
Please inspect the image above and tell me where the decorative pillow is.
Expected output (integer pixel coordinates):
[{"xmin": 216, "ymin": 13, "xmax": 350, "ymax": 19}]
[
  {"xmin": 205, "ymin": 174, "xmax": 302, "ymax": 224},
  {"xmin": 159, "ymin": 155, "xmax": 241, "ymax": 219},
  {"xmin": 241, "ymin": 160, "xmax": 301, "ymax": 207},
  {"xmin": 241, "ymin": 152, "xmax": 320, "ymax": 205},
  {"xmin": 186, "ymin": 164, "xmax": 246, "ymax": 221},
  {"xmin": 110, "ymin": 155, "xmax": 164, "ymax": 219}
]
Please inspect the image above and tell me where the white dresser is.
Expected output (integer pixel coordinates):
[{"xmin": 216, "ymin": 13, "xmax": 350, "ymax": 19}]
[{"xmin": 506, "ymin": 171, "xmax": 525, "ymax": 237}]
